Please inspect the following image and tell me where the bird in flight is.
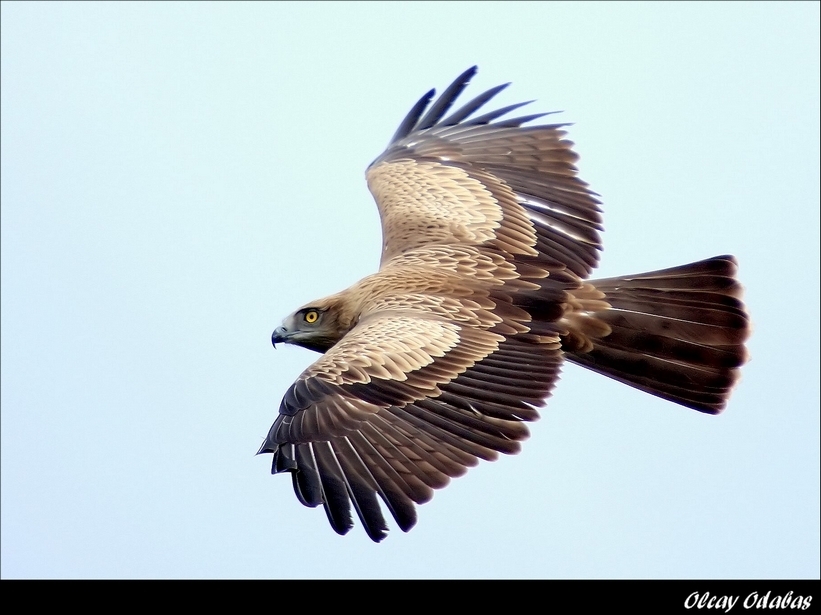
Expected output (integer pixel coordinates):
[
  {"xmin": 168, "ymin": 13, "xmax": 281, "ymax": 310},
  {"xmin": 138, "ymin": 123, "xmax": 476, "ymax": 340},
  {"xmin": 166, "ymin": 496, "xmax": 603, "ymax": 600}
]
[{"xmin": 259, "ymin": 67, "xmax": 750, "ymax": 542}]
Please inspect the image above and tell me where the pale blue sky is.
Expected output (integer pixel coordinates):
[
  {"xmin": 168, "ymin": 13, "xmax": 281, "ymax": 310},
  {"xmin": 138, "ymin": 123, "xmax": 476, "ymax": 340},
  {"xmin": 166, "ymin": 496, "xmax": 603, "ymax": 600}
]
[{"xmin": 2, "ymin": 2, "xmax": 819, "ymax": 579}]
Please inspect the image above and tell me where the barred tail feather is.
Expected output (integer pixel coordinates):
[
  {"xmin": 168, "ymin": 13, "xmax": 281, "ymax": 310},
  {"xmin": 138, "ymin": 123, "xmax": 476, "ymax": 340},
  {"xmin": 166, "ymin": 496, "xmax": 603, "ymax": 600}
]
[{"xmin": 563, "ymin": 256, "xmax": 751, "ymax": 414}]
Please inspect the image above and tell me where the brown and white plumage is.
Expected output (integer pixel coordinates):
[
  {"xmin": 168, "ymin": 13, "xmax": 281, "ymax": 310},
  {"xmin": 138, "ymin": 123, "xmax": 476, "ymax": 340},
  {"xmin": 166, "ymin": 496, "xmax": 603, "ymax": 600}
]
[{"xmin": 260, "ymin": 67, "xmax": 750, "ymax": 542}]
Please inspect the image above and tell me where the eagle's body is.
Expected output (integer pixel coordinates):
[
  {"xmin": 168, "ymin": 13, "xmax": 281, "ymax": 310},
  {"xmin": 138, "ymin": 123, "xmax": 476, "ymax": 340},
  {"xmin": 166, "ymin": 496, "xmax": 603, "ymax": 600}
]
[{"xmin": 261, "ymin": 67, "xmax": 750, "ymax": 542}]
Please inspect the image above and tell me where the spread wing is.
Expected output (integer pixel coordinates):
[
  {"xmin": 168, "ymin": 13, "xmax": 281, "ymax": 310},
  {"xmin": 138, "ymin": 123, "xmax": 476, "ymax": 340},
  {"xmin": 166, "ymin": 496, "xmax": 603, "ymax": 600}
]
[
  {"xmin": 367, "ymin": 65, "xmax": 603, "ymax": 278},
  {"xmin": 261, "ymin": 309, "xmax": 564, "ymax": 542},
  {"xmin": 261, "ymin": 67, "xmax": 602, "ymax": 541}
]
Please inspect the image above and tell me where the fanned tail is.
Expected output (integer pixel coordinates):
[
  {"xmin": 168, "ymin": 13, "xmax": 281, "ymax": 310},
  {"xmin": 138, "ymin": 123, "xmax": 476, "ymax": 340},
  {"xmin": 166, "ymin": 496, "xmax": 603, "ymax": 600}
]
[{"xmin": 562, "ymin": 256, "xmax": 751, "ymax": 414}]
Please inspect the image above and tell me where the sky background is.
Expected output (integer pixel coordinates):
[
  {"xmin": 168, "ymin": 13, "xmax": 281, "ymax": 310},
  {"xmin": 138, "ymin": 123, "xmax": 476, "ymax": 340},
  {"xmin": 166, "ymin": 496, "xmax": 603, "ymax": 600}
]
[{"xmin": 2, "ymin": 2, "xmax": 819, "ymax": 579}]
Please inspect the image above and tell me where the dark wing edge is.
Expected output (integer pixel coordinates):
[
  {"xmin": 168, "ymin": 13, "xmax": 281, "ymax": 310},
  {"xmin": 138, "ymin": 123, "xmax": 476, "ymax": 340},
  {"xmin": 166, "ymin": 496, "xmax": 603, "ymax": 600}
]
[{"xmin": 386, "ymin": 65, "xmax": 552, "ymax": 148}]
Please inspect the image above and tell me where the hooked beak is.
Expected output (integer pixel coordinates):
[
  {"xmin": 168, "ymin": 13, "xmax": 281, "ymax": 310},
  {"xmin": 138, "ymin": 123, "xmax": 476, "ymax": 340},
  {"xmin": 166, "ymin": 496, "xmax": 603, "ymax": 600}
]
[{"xmin": 271, "ymin": 326, "xmax": 288, "ymax": 348}]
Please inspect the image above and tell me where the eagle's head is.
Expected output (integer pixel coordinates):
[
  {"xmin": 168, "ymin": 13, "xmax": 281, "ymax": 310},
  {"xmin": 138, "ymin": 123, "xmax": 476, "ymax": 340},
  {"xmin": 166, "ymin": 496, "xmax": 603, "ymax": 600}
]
[{"xmin": 271, "ymin": 293, "xmax": 353, "ymax": 354}]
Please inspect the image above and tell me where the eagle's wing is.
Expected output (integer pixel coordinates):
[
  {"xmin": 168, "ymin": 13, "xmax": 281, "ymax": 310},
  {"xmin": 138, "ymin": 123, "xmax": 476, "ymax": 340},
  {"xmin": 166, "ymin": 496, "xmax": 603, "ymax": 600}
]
[
  {"xmin": 261, "ymin": 68, "xmax": 603, "ymax": 541},
  {"xmin": 367, "ymin": 66, "xmax": 603, "ymax": 277},
  {"xmin": 260, "ymin": 309, "xmax": 564, "ymax": 542}
]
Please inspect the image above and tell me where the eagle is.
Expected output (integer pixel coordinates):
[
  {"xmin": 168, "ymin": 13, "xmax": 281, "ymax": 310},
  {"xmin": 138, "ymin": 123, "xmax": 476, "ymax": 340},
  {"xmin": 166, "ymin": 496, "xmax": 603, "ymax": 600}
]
[{"xmin": 259, "ymin": 67, "xmax": 750, "ymax": 542}]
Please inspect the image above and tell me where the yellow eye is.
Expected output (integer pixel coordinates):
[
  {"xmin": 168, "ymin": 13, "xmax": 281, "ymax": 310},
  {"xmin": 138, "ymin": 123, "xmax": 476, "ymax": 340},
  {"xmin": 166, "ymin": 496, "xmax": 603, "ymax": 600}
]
[{"xmin": 304, "ymin": 310, "xmax": 319, "ymax": 324}]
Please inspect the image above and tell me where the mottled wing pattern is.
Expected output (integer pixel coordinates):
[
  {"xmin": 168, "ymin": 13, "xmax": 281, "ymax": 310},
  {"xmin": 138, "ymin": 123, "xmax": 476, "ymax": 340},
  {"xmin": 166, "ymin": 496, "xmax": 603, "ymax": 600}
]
[
  {"xmin": 368, "ymin": 66, "xmax": 603, "ymax": 277},
  {"xmin": 262, "ymin": 309, "xmax": 563, "ymax": 541}
]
